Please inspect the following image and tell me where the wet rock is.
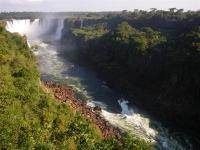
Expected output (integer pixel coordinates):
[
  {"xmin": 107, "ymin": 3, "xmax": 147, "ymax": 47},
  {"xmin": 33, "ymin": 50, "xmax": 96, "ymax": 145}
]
[
  {"xmin": 42, "ymin": 80, "xmax": 122, "ymax": 140},
  {"xmin": 93, "ymin": 106, "xmax": 102, "ymax": 112}
]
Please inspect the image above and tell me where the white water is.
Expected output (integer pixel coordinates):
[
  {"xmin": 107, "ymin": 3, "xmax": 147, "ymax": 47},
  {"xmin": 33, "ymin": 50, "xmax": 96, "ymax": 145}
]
[
  {"xmin": 55, "ymin": 19, "xmax": 64, "ymax": 40},
  {"xmin": 6, "ymin": 19, "xmax": 193, "ymax": 150},
  {"xmin": 118, "ymin": 99, "xmax": 134, "ymax": 115},
  {"xmin": 6, "ymin": 19, "xmax": 64, "ymax": 41},
  {"xmin": 80, "ymin": 19, "xmax": 84, "ymax": 28}
]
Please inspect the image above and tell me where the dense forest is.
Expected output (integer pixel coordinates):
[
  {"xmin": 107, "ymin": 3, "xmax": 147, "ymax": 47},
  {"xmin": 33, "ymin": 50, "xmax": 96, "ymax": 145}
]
[
  {"xmin": 61, "ymin": 9, "xmax": 200, "ymax": 139},
  {"xmin": 0, "ymin": 22, "xmax": 151, "ymax": 149}
]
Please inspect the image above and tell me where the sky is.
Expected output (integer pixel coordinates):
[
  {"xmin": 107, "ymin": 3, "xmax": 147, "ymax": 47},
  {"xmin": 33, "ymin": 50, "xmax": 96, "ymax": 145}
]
[{"xmin": 0, "ymin": 0, "xmax": 199, "ymax": 12}]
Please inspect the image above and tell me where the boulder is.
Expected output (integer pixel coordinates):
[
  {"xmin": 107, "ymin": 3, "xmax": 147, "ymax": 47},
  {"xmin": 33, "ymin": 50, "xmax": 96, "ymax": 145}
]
[{"xmin": 93, "ymin": 106, "xmax": 102, "ymax": 112}]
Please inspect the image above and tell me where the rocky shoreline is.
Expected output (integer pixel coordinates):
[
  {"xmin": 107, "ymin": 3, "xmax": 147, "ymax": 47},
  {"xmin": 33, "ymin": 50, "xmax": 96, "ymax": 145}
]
[{"xmin": 42, "ymin": 80, "xmax": 122, "ymax": 140}]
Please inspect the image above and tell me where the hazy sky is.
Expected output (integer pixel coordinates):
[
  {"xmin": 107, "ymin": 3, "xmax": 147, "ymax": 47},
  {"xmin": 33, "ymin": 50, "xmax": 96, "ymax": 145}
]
[{"xmin": 0, "ymin": 0, "xmax": 199, "ymax": 12}]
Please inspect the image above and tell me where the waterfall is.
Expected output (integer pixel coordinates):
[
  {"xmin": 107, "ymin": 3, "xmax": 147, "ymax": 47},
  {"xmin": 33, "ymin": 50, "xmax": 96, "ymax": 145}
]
[
  {"xmin": 6, "ymin": 19, "xmax": 32, "ymax": 36},
  {"xmin": 55, "ymin": 19, "xmax": 64, "ymax": 40},
  {"xmin": 6, "ymin": 18, "xmax": 64, "ymax": 41},
  {"xmin": 6, "ymin": 19, "xmax": 42, "ymax": 39},
  {"xmin": 80, "ymin": 19, "xmax": 83, "ymax": 28}
]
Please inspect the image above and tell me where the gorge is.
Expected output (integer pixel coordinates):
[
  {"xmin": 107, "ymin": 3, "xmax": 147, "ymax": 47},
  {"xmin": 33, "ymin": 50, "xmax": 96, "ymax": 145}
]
[{"xmin": 5, "ymin": 17, "xmax": 197, "ymax": 149}]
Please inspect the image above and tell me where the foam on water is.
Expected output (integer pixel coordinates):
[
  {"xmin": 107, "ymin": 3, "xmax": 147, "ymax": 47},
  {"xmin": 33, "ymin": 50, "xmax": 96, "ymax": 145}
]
[
  {"xmin": 90, "ymin": 99, "xmax": 189, "ymax": 149},
  {"xmin": 88, "ymin": 98, "xmax": 158, "ymax": 142},
  {"xmin": 118, "ymin": 99, "xmax": 134, "ymax": 115}
]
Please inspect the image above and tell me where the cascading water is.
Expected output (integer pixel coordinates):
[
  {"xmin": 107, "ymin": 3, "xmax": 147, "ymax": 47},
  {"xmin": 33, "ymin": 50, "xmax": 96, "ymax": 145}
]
[
  {"xmin": 5, "ymin": 19, "xmax": 193, "ymax": 150},
  {"xmin": 118, "ymin": 99, "xmax": 134, "ymax": 115},
  {"xmin": 55, "ymin": 19, "xmax": 64, "ymax": 40},
  {"xmin": 80, "ymin": 19, "xmax": 84, "ymax": 28},
  {"xmin": 6, "ymin": 18, "xmax": 64, "ymax": 41}
]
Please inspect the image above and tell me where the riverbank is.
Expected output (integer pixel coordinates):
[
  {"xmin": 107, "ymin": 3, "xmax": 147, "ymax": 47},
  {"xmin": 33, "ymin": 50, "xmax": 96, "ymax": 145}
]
[{"xmin": 42, "ymin": 80, "xmax": 123, "ymax": 140}]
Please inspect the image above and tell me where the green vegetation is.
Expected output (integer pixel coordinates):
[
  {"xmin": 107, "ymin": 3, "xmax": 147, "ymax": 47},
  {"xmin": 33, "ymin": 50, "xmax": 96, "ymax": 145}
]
[
  {"xmin": 0, "ymin": 22, "xmax": 151, "ymax": 149},
  {"xmin": 72, "ymin": 24, "xmax": 108, "ymax": 41},
  {"xmin": 61, "ymin": 10, "xmax": 200, "ymax": 138}
]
